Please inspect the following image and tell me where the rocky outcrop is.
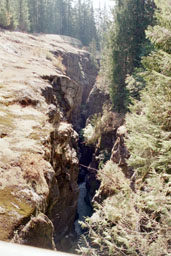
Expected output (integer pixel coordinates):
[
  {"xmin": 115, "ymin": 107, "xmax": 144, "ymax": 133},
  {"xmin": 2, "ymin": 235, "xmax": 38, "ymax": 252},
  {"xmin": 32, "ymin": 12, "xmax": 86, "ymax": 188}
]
[
  {"xmin": 0, "ymin": 30, "xmax": 97, "ymax": 249},
  {"xmin": 85, "ymin": 76, "xmax": 110, "ymax": 120},
  {"xmin": 92, "ymin": 124, "xmax": 135, "ymax": 205},
  {"xmin": 12, "ymin": 213, "xmax": 55, "ymax": 249},
  {"xmin": 111, "ymin": 125, "xmax": 133, "ymax": 178},
  {"xmin": 58, "ymin": 50, "xmax": 97, "ymax": 106},
  {"xmin": 48, "ymin": 122, "xmax": 79, "ymax": 248},
  {"xmin": 84, "ymin": 113, "xmax": 125, "ymax": 206}
]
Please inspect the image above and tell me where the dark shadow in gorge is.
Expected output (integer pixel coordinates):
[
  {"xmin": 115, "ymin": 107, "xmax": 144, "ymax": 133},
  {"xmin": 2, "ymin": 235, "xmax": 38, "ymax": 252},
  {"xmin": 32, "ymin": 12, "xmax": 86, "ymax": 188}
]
[{"xmin": 66, "ymin": 137, "xmax": 96, "ymax": 254}]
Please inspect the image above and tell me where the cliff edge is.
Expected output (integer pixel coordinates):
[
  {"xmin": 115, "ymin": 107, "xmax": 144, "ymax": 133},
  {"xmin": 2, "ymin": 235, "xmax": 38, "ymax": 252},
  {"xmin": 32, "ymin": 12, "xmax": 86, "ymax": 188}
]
[{"xmin": 0, "ymin": 30, "xmax": 97, "ymax": 249}]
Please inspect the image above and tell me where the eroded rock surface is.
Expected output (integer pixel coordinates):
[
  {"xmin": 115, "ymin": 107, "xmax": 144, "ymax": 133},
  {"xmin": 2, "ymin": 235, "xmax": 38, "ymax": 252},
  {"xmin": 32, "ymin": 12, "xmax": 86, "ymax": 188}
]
[
  {"xmin": 84, "ymin": 113, "xmax": 125, "ymax": 206},
  {"xmin": 85, "ymin": 76, "xmax": 110, "ymax": 120},
  {"xmin": 0, "ymin": 30, "xmax": 97, "ymax": 249},
  {"xmin": 111, "ymin": 125, "xmax": 134, "ymax": 179},
  {"xmin": 12, "ymin": 213, "xmax": 55, "ymax": 250}
]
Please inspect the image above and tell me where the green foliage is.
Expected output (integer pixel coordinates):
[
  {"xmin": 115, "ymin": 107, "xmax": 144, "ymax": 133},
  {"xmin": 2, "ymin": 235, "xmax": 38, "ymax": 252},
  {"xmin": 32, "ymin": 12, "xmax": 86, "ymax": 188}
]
[
  {"xmin": 0, "ymin": 6, "xmax": 9, "ymax": 28},
  {"xmin": 79, "ymin": 1, "xmax": 171, "ymax": 255},
  {"xmin": 126, "ymin": 68, "xmax": 146, "ymax": 100},
  {"xmin": 0, "ymin": 0, "xmax": 17, "ymax": 29},
  {"xmin": 75, "ymin": 0, "xmax": 97, "ymax": 46},
  {"xmin": 83, "ymin": 105, "xmax": 123, "ymax": 146},
  {"xmin": 106, "ymin": 0, "xmax": 155, "ymax": 112},
  {"xmin": 88, "ymin": 38, "xmax": 98, "ymax": 67},
  {"xmin": 79, "ymin": 162, "xmax": 171, "ymax": 255},
  {"xmin": 126, "ymin": 0, "xmax": 171, "ymax": 178},
  {"xmin": 83, "ymin": 113, "xmax": 103, "ymax": 146},
  {"xmin": 0, "ymin": 0, "xmax": 100, "ymax": 46},
  {"xmin": 94, "ymin": 4, "xmax": 111, "ymax": 51},
  {"xmin": 17, "ymin": 0, "xmax": 30, "ymax": 31},
  {"xmin": 98, "ymin": 150, "xmax": 111, "ymax": 169}
]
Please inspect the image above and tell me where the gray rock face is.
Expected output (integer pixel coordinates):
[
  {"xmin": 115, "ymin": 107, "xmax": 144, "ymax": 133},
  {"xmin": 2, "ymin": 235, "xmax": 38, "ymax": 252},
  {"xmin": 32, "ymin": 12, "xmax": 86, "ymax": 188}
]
[
  {"xmin": 12, "ymin": 213, "xmax": 56, "ymax": 250},
  {"xmin": 0, "ymin": 30, "xmax": 97, "ymax": 249},
  {"xmin": 85, "ymin": 79, "xmax": 110, "ymax": 119}
]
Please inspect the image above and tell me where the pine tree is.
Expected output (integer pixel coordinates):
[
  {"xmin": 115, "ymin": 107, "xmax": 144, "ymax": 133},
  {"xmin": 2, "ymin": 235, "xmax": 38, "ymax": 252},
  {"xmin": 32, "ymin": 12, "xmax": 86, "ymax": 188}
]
[
  {"xmin": 125, "ymin": 2, "xmax": 171, "ymax": 251},
  {"xmin": 28, "ymin": 0, "xmax": 38, "ymax": 32},
  {"xmin": 75, "ymin": 0, "xmax": 97, "ymax": 46},
  {"xmin": 37, "ymin": 0, "xmax": 49, "ymax": 32},
  {"xmin": 28, "ymin": 0, "xmax": 50, "ymax": 33},
  {"xmin": 0, "ymin": 0, "xmax": 17, "ymax": 29},
  {"xmin": 95, "ymin": 4, "xmax": 111, "ymax": 50},
  {"xmin": 108, "ymin": 0, "xmax": 155, "ymax": 112},
  {"xmin": 79, "ymin": 2, "xmax": 171, "ymax": 255},
  {"xmin": 0, "ymin": 0, "xmax": 98, "ymax": 46},
  {"xmin": 0, "ymin": 0, "xmax": 9, "ymax": 28},
  {"xmin": 17, "ymin": 0, "xmax": 30, "ymax": 31},
  {"xmin": 126, "ymin": 0, "xmax": 171, "ymax": 177}
]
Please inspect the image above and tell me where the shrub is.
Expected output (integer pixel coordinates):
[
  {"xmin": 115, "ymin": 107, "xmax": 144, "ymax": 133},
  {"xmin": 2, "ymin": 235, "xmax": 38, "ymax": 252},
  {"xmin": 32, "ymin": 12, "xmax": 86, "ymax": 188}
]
[
  {"xmin": 79, "ymin": 1, "xmax": 171, "ymax": 255},
  {"xmin": 83, "ymin": 105, "xmax": 124, "ymax": 146},
  {"xmin": 79, "ymin": 162, "xmax": 171, "ymax": 256}
]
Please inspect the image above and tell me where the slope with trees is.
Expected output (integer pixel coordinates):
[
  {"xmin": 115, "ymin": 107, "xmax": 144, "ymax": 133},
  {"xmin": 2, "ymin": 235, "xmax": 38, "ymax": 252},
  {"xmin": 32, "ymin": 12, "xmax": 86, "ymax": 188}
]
[
  {"xmin": 106, "ymin": 0, "xmax": 155, "ymax": 112},
  {"xmin": 79, "ymin": 0, "xmax": 171, "ymax": 255}
]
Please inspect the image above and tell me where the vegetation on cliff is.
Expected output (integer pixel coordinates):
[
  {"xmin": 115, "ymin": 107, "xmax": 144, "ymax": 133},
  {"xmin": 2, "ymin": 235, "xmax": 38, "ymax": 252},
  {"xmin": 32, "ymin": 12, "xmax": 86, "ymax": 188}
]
[
  {"xmin": 0, "ymin": 0, "xmax": 170, "ymax": 254},
  {"xmin": 79, "ymin": 0, "xmax": 171, "ymax": 255}
]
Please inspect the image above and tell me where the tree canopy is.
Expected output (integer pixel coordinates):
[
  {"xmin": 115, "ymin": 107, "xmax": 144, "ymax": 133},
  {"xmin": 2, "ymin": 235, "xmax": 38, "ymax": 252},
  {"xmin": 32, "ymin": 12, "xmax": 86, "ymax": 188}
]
[
  {"xmin": 79, "ymin": 0, "xmax": 171, "ymax": 254},
  {"xmin": 0, "ymin": 0, "xmax": 107, "ymax": 46},
  {"xmin": 107, "ymin": 0, "xmax": 155, "ymax": 112}
]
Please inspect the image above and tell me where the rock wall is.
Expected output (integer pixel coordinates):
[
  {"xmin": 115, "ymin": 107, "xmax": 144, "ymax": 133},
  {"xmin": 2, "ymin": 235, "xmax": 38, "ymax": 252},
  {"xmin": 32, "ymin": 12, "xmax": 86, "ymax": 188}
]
[
  {"xmin": 0, "ymin": 30, "xmax": 97, "ymax": 249},
  {"xmin": 83, "ymin": 109, "xmax": 125, "ymax": 206},
  {"xmin": 85, "ymin": 76, "xmax": 110, "ymax": 120}
]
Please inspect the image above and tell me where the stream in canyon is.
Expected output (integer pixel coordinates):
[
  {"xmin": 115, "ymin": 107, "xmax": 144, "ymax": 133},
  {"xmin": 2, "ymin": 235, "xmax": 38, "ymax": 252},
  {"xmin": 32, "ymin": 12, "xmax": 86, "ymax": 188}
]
[
  {"xmin": 74, "ymin": 181, "xmax": 93, "ymax": 236},
  {"xmin": 67, "ymin": 141, "xmax": 96, "ymax": 253},
  {"xmin": 67, "ymin": 179, "xmax": 93, "ymax": 254}
]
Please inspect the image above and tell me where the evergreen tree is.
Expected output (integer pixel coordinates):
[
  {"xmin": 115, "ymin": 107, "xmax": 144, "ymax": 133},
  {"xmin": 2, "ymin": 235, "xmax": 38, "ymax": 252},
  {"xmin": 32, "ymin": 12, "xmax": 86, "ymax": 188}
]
[
  {"xmin": 79, "ymin": 2, "xmax": 171, "ymax": 255},
  {"xmin": 0, "ymin": 0, "xmax": 98, "ymax": 46},
  {"xmin": 75, "ymin": 0, "xmax": 97, "ymax": 45},
  {"xmin": 28, "ymin": 0, "xmax": 47, "ymax": 33},
  {"xmin": 0, "ymin": 0, "xmax": 17, "ymax": 29},
  {"xmin": 28, "ymin": 0, "xmax": 38, "ymax": 32},
  {"xmin": 17, "ymin": 0, "xmax": 30, "ymax": 31},
  {"xmin": 62, "ymin": 0, "xmax": 73, "ymax": 36},
  {"xmin": 108, "ymin": 0, "xmax": 155, "ymax": 112},
  {"xmin": 0, "ymin": 0, "xmax": 9, "ymax": 28},
  {"xmin": 95, "ymin": 4, "xmax": 111, "ymax": 50},
  {"xmin": 126, "ymin": 0, "xmax": 171, "ymax": 178},
  {"xmin": 37, "ymin": 0, "xmax": 49, "ymax": 33}
]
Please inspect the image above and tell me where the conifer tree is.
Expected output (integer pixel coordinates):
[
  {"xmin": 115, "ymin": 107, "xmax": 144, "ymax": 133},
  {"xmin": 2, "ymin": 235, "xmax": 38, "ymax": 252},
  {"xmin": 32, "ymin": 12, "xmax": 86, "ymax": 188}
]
[
  {"xmin": 108, "ymin": 0, "xmax": 155, "ymax": 112},
  {"xmin": 37, "ymin": 0, "xmax": 49, "ymax": 32},
  {"xmin": 126, "ymin": 0, "xmax": 171, "ymax": 178},
  {"xmin": 75, "ymin": 0, "xmax": 97, "ymax": 46},
  {"xmin": 0, "ymin": 1, "xmax": 9, "ymax": 28},
  {"xmin": 79, "ymin": 2, "xmax": 171, "ymax": 255},
  {"xmin": 0, "ymin": 0, "xmax": 98, "ymax": 46},
  {"xmin": 95, "ymin": 4, "xmax": 110, "ymax": 50},
  {"xmin": 0, "ymin": 0, "xmax": 17, "ymax": 29},
  {"xmin": 17, "ymin": 0, "xmax": 30, "ymax": 31},
  {"xmin": 28, "ymin": 0, "xmax": 38, "ymax": 32}
]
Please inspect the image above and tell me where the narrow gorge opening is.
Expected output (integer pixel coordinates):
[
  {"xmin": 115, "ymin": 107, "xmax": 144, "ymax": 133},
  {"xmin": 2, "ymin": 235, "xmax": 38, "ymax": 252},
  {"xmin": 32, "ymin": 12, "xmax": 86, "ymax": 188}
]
[
  {"xmin": 0, "ymin": 1, "xmax": 169, "ymax": 255},
  {"xmin": 66, "ymin": 123, "xmax": 99, "ymax": 253},
  {"xmin": 40, "ymin": 45, "xmax": 100, "ymax": 253},
  {"xmin": 75, "ymin": 140, "xmax": 94, "ymax": 230}
]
